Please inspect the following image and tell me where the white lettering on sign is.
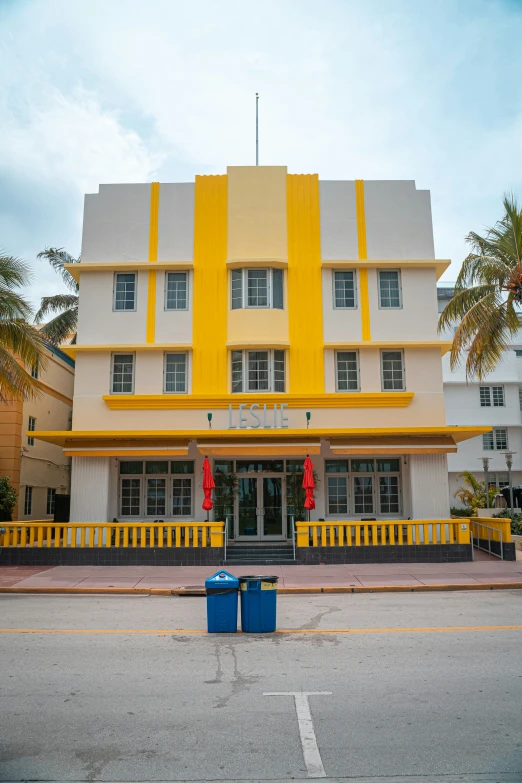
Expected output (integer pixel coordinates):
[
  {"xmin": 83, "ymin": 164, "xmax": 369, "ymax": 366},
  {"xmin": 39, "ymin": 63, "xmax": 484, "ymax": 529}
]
[{"xmin": 228, "ymin": 403, "xmax": 289, "ymax": 429}]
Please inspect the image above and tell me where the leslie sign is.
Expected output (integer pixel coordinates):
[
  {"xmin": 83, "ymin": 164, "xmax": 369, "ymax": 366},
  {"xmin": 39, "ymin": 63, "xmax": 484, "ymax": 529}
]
[{"xmin": 228, "ymin": 403, "xmax": 289, "ymax": 429}]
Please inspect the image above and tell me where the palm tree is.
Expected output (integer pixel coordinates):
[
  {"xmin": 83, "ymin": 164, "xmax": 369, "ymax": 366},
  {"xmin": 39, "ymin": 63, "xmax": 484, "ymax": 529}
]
[
  {"xmin": 438, "ymin": 195, "xmax": 522, "ymax": 380},
  {"xmin": 453, "ymin": 470, "xmax": 496, "ymax": 514},
  {"xmin": 35, "ymin": 247, "xmax": 79, "ymax": 345},
  {"xmin": 0, "ymin": 253, "xmax": 47, "ymax": 403}
]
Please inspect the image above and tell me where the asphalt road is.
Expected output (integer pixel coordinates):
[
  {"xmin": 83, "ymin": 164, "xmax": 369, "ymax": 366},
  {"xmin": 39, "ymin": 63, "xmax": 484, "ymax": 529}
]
[{"xmin": 1, "ymin": 592, "xmax": 521, "ymax": 783}]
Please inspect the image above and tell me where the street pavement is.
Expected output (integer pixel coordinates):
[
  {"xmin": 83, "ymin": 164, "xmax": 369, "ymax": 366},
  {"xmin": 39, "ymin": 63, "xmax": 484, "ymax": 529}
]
[
  {"xmin": 1, "ymin": 591, "xmax": 521, "ymax": 783},
  {"xmin": 1, "ymin": 555, "xmax": 522, "ymax": 591}
]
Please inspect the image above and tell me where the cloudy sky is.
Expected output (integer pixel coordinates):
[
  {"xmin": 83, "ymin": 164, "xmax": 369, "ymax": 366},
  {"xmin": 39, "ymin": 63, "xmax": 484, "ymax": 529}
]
[{"xmin": 1, "ymin": 0, "xmax": 521, "ymax": 308}]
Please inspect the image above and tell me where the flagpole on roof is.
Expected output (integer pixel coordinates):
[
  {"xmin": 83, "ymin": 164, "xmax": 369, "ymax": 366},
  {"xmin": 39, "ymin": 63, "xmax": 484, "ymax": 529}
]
[{"xmin": 256, "ymin": 93, "xmax": 259, "ymax": 166}]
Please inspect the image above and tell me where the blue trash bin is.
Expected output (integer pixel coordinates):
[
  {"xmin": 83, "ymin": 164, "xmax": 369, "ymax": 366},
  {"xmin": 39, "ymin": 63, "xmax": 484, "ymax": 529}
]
[
  {"xmin": 205, "ymin": 570, "xmax": 239, "ymax": 633},
  {"xmin": 239, "ymin": 575, "xmax": 279, "ymax": 633}
]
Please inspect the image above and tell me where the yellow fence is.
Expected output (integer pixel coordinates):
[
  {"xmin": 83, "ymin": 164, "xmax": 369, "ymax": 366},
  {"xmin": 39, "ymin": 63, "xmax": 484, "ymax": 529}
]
[
  {"xmin": 469, "ymin": 517, "xmax": 512, "ymax": 543},
  {"xmin": 1, "ymin": 522, "xmax": 225, "ymax": 548},
  {"xmin": 296, "ymin": 519, "xmax": 471, "ymax": 547}
]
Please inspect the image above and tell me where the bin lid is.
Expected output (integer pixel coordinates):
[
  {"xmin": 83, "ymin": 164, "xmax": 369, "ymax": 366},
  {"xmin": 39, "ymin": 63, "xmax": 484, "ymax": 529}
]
[
  {"xmin": 205, "ymin": 569, "xmax": 240, "ymax": 589},
  {"xmin": 238, "ymin": 575, "xmax": 279, "ymax": 583}
]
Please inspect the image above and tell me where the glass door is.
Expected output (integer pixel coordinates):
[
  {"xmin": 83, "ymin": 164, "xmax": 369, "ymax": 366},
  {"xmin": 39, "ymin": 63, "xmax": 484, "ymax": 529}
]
[
  {"xmin": 237, "ymin": 477, "xmax": 259, "ymax": 538},
  {"xmin": 236, "ymin": 475, "xmax": 286, "ymax": 540},
  {"xmin": 262, "ymin": 476, "xmax": 284, "ymax": 539}
]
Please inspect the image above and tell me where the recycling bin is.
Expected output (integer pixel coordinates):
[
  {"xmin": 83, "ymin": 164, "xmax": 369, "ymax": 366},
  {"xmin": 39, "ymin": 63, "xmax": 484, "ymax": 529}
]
[
  {"xmin": 205, "ymin": 570, "xmax": 239, "ymax": 633},
  {"xmin": 239, "ymin": 575, "xmax": 279, "ymax": 633}
]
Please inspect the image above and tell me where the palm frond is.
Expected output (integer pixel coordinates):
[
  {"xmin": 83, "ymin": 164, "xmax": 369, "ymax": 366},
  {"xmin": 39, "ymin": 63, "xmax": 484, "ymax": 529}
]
[
  {"xmin": 0, "ymin": 346, "xmax": 44, "ymax": 403},
  {"xmin": 37, "ymin": 247, "xmax": 80, "ymax": 292},
  {"xmin": 438, "ymin": 285, "xmax": 496, "ymax": 332},
  {"xmin": 35, "ymin": 294, "xmax": 79, "ymax": 322},
  {"xmin": 38, "ymin": 307, "xmax": 78, "ymax": 346},
  {"xmin": 0, "ymin": 319, "xmax": 49, "ymax": 372}
]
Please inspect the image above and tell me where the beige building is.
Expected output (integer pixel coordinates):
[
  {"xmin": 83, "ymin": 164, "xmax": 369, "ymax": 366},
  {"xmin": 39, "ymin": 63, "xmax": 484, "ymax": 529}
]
[
  {"xmin": 0, "ymin": 344, "xmax": 74, "ymax": 519},
  {"xmin": 32, "ymin": 167, "xmax": 487, "ymax": 538}
]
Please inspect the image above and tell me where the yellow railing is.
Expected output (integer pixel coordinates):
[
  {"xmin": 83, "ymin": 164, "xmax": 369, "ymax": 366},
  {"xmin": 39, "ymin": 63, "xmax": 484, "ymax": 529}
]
[
  {"xmin": 296, "ymin": 519, "xmax": 471, "ymax": 547},
  {"xmin": 470, "ymin": 517, "xmax": 512, "ymax": 543},
  {"xmin": 1, "ymin": 522, "xmax": 225, "ymax": 548}
]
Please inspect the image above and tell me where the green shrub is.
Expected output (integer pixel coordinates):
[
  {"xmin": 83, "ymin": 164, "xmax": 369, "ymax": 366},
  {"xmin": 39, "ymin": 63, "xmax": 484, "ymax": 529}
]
[
  {"xmin": 450, "ymin": 506, "xmax": 473, "ymax": 518},
  {"xmin": 0, "ymin": 476, "xmax": 17, "ymax": 522},
  {"xmin": 493, "ymin": 509, "xmax": 522, "ymax": 536}
]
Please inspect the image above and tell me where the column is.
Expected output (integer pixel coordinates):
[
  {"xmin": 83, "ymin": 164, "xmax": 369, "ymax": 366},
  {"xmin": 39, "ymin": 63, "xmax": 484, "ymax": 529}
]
[
  {"xmin": 70, "ymin": 457, "xmax": 111, "ymax": 523},
  {"xmin": 409, "ymin": 453, "xmax": 450, "ymax": 520}
]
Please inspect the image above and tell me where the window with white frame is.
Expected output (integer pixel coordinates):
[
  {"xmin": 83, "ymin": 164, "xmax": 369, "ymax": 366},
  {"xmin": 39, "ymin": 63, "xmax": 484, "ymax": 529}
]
[
  {"xmin": 487, "ymin": 472, "xmax": 509, "ymax": 491},
  {"xmin": 480, "ymin": 385, "xmax": 505, "ymax": 407},
  {"xmin": 165, "ymin": 272, "xmax": 188, "ymax": 310},
  {"xmin": 111, "ymin": 353, "xmax": 135, "ymax": 394},
  {"xmin": 231, "ymin": 350, "xmax": 285, "ymax": 393},
  {"xmin": 28, "ymin": 416, "xmax": 36, "ymax": 446},
  {"xmin": 114, "ymin": 273, "xmax": 137, "ymax": 311},
  {"xmin": 333, "ymin": 271, "xmax": 356, "ymax": 309},
  {"xmin": 483, "ymin": 428, "xmax": 508, "ymax": 451},
  {"xmin": 231, "ymin": 268, "xmax": 284, "ymax": 310},
  {"xmin": 164, "ymin": 353, "xmax": 187, "ymax": 393},
  {"xmin": 378, "ymin": 270, "xmax": 401, "ymax": 308},
  {"xmin": 24, "ymin": 486, "xmax": 32, "ymax": 515},
  {"xmin": 336, "ymin": 351, "xmax": 359, "ymax": 391},
  {"xmin": 519, "ymin": 388, "xmax": 522, "ymax": 411},
  {"xmin": 381, "ymin": 350, "xmax": 405, "ymax": 391},
  {"xmin": 119, "ymin": 460, "xmax": 194, "ymax": 517},
  {"xmin": 47, "ymin": 488, "xmax": 56, "ymax": 516},
  {"xmin": 325, "ymin": 458, "xmax": 401, "ymax": 517}
]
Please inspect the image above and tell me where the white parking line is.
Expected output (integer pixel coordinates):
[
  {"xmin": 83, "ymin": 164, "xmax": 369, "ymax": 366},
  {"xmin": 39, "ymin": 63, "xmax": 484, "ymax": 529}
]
[{"xmin": 264, "ymin": 691, "xmax": 332, "ymax": 778}]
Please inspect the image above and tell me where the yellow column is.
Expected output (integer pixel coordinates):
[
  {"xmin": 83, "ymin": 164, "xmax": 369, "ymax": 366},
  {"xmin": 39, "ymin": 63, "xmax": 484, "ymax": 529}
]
[
  {"xmin": 192, "ymin": 175, "xmax": 228, "ymax": 394},
  {"xmin": 146, "ymin": 182, "xmax": 160, "ymax": 344},
  {"xmin": 287, "ymin": 174, "xmax": 324, "ymax": 393},
  {"xmin": 355, "ymin": 179, "xmax": 371, "ymax": 341}
]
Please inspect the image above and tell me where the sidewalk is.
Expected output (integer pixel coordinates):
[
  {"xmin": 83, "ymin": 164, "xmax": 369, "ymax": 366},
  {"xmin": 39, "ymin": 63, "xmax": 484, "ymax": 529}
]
[{"xmin": 1, "ymin": 554, "xmax": 521, "ymax": 593}]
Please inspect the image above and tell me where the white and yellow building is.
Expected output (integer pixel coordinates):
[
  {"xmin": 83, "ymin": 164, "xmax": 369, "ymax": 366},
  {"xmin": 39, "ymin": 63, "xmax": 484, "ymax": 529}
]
[{"xmin": 32, "ymin": 166, "xmax": 486, "ymax": 541}]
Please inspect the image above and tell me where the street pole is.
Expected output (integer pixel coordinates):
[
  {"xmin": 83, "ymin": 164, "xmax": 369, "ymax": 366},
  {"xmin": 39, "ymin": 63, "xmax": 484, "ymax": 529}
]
[
  {"xmin": 481, "ymin": 457, "xmax": 490, "ymax": 509},
  {"xmin": 504, "ymin": 451, "xmax": 515, "ymax": 512}
]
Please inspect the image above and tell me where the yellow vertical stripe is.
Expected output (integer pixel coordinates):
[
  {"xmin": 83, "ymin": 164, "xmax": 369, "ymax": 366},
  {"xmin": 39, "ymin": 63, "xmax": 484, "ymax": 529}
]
[
  {"xmin": 355, "ymin": 179, "xmax": 371, "ymax": 341},
  {"xmin": 146, "ymin": 182, "xmax": 160, "ymax": 344},
  {"xmin": 287, "ymin": 174, "xmax": 324, "ymax": 393},
  {"xmin": 192, "ymin": 175, "xmax": 228, "ymax": 394}
]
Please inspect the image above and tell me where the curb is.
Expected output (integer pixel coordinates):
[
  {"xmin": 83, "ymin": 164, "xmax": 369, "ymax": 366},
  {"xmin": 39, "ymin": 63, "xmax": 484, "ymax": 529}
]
[{"xmin": 1, "ymin": 583, "xmax": 522, "ymax": 595}]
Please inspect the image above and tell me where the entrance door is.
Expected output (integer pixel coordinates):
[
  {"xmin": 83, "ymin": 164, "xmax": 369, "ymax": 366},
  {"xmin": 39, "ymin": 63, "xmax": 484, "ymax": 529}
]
[{"xmin": 237, "ymin": 475, "xmax": 285, "ymax": 540}]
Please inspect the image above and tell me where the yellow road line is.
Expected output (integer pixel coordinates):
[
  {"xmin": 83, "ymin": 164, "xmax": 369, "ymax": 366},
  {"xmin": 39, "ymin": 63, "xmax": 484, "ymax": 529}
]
[{"xmin": 0, "ymin": 625, "xmax": 521, "ymax": 635}]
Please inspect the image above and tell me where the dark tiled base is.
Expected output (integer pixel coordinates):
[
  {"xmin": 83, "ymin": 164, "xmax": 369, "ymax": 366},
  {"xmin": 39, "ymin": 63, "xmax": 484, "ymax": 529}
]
[
  {"xmin": 0, "ymin": 547, "xmax": 223, "ymax": 566},
  {"xmin": 297, "ymin": 544, "xmax": 473, "ymax": 564},
  {"xmin": 473, "ymin": 538, "xmax": 516, "ymax": 562}
]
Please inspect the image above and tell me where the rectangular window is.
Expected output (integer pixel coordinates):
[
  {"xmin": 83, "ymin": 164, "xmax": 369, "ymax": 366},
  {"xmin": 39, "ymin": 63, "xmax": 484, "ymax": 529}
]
[
  {"xmin": 111, "ymin": 353, "xmax": 134, "ymax": 394},
  {"xmin": 146, "ymin": 478, "xmax": 166, "ymax": 516},
  {"xmin": 120, "ymin": 461, "xmax": 143, "ymax": 474},
  {"xmin": 214, "ymin": 460, "xmax": 234, "ymax": 474},
  {"xmin": 333, "ymin": 271, "xmax": 356, "ymax": 309},
  {"xmin": 24, "ymin": 486, "xmax": 32, "ymax": 515},
  {"xmin": 351, "ymin": 459, "xmax": 374, "ymax": 473},
  {"xmin": 31, "ymin": 365, "xmax": 39, "ymax": 379},
  {"xmin": 120, "ymin": 478, "xmax": 141, "ymax": 516},
  {"xmin": 172, "ymin": 477, "xmax": 192, "ymax": 516},
  {"xmin": 231, "ymin": 350, "xmax": 243, "ymax": 393},
  {"xmin": 480, "ymin": 386, "xmax": 505, "ymax": 407},
  {"xmin": 165, "ymin": 272, "xmax": 188, "ymax": 310},
  {"xmin": 46, "ymin": 488, "xmax": 56, "ymax": 516},
  {"xmin": 378, "ymin": 270, "xmax": 401, "ymax": 308},
  {"xmin": 515, "ymin": 349, "xmax": 522, "ymax": 357},
  {"xmin": 231, "ymin": 350, "xmax": 285, "ymax": 393},
  {"xmin": 381, "ymin": 350, "xmax": 405, "ymax": 391},
  {"xmin": 272, "ymin": 269, "xmax": 284, "ymax": 309},
  {"xmin": 379, "ymin": 476, "xmax": 399, "ymax": 514},
  {"xmin": 325, "ymin": 460, "xmax": 349, "ymax": 473},
  {"xmin": 353, "ymin": 476, "xmax": 374, "ymax": 514},
  {"xmin": 483, "ymin": 428, "xmax": 508, "ymax": 450},
  {"xmin": 336, "ymin": 351, "xmax": 359, "ymax": 391},
  {"xmin": 146, "ymin": 461, "xmax": 169, "ymax": 474},
  {"xmin": 114, "ymin": 273, "xmax": 136, "ymax": 311},
  {"xmin": 164, "ymin": 352, "xmax": 187, "ymax": 393},
  {"xmin": 519, "ymin": 389, "xmax": 522, "ymax": 411},
  {"xmin": 231, "ymin": 268, "xmax": 284, "ymax": 310},
  {"xmin": 376, "ymin": 458, "xmax": 401, "ymax": 473},
  {"xmin": 171, "ymin": 460, "xmax": 195, "ymax": 474},
  {"xmin": 327, "ymin": 476, "xmax": 348, "ymax": 515},
  {"xmin": 247, "ymin": 269, "xmax": 269, "ymax": 307},
  {"xmin": 28, "ymin": 416, "xmax": 36, "ymax": 446}
]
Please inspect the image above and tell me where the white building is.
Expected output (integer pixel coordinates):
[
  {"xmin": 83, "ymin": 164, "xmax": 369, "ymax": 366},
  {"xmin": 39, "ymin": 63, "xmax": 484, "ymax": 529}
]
[{"xmin": 439, "ymin": 285, "xmax": 522, "ymax": 506}]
